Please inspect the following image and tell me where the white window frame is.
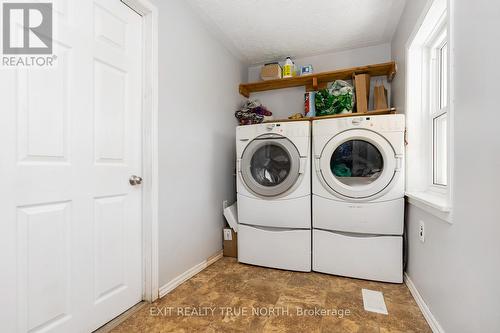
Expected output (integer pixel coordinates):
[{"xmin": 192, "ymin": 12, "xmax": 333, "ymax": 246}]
[
  {"xmin": 426, "ymin": 15, "xmax": 448, "ymax": 193},
  {"xmin": 405, "ymin": 0, "xmax": 453, "ymax": 222}
]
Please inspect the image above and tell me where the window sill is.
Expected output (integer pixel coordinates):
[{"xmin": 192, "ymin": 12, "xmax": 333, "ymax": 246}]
[{"xmin": 405, "ymin": 191, "xmax": 452, "ymax": 223}]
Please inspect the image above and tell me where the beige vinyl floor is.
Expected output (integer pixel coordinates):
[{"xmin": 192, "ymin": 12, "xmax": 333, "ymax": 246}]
[{"xmin": 110, "ymin": 257, "xmax": 431, "ymax": 333}]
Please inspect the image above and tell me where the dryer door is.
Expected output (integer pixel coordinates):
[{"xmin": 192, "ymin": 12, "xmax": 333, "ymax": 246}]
[
  {"xmin": 318, "ymin": 129, "xmax": 400, "ymax": 200},
  {"xmin": 240, "ymin": 135, "xmax": 301, "ymax": 197}
]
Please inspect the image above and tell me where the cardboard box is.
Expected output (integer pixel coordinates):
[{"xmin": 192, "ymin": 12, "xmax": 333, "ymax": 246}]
[
  {"xmin": 260, "ymin": 63, "xmax": 282, "ymax": 81},
  {"xmin": 373, "ymin": 83, "xmax": 388, "ymax": 110},
  {"xmin": 223, "ymin": 228, "xmax": 238, "ymax": 258},
  {"xmin": 354, "ymin": 73, "xmax": 371, "ymax": 113}
]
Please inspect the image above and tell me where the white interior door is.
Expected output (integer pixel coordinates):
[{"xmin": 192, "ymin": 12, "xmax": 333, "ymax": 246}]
[{"xmin": 0, "ymin": 1, "xmax": 143, "ymax": 332}]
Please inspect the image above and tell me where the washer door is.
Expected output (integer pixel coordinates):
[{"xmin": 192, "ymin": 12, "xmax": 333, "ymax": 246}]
[
  {"xmin": 319, "ymin": 129, "xmax": 398, "ymax": 199},
  {"xmin": 240, "ymin": 136, "xmax": 301, "ymax": 197}
]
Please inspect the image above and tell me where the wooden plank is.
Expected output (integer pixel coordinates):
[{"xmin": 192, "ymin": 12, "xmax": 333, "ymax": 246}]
[
  {"xmin": 240, "ymin": 76, "xmax": 312, "ymax": 95},
  {"xmin": 239, "ymin": 85, "xmax": 250, "ymax": 98},
  {"xmin": 239, "ymin": 61, "xmax": 396, "ymax": 97},
  {"xmin": 261, "ymin": 118, "xmax": 311, "ymax": 124},
  {"xmin": 310, "ymin": 108, "xmax": 396, "ymax": 120},
  {"xmin": 259, "ymin": 108, "xmax": 396, "ymax": 124},
  {"xmin": 354, "ymin": 73, "xmax": 370, "ymax": 114}
]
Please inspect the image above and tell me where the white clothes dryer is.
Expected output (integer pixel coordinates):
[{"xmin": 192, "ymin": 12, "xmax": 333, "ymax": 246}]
[{"xmin": 312, "ymin": 114, "xmax": 405, "ymax": 282}]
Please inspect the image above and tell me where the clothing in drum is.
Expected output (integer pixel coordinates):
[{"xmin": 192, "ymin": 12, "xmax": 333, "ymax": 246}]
[
  {"xmin": 250, "ymin": 144, "xmax": 291, "ymax": 186},
  {"xmin": 240, "ymin": 136, "xmax": 301, "ymax": 197},
  {"xmin": 318, "ymin": 128, "xmax": 399, "ymax": 200},
  {"xmin": 330, "ymin": 140, "xmax": 384, "ymax": 187}
]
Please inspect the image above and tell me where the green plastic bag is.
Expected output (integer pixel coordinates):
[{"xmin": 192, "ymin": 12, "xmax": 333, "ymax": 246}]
[{"xmin": 315, "ymin": 80, "xmax": 355, "ymax": 116}]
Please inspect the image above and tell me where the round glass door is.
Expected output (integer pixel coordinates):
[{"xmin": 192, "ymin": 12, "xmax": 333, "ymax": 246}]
[
  {"xmin": 319, "ymin": 129, "xmax": 397, "ymax": 200},
  {"xmin": 250, "ymin": 144, "xmax": 291, "ymax": 186},
  {"xmin": 330, "ymin": 140, "xmax": 384, "ymax": 186},
  {"xmin": 240, "ymin": 137, "xmax": 301, "ymax": 197}
]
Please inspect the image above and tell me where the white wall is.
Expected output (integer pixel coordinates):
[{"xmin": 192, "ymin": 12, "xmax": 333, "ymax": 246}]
[
  {"xmin": 392, "ymin": 0, "xmax": 500, "ymax": 331},
  {"xmin": 246, "ymin": 44, "xmax": 392, "ymax": 119},
  {"xmin": 149, "ymin": 0, "xmax": 245, "ymax": 287}
]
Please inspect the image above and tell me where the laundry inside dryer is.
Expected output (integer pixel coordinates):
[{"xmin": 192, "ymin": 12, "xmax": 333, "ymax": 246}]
[
  {"xmin": 250, "ymin": 144, "xmax": 292, "ymax": 186},
  {"xmin": 331, "ymin": 139, "xmax": 384, "ymax": 186}
]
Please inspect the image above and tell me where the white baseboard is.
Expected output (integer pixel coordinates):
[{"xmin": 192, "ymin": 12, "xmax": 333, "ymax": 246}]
[
  {"xmin": 404, "ymin": 273, "xmax": 445, "ymax": 333},
  {"xmin": 158, "ymin": 250, "xmax": 223, "ymax": 298}
]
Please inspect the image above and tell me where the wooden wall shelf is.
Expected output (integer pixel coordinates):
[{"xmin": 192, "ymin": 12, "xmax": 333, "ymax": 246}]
[
  {"xmin": 239, "ymin": 61, "xmax": 396, "ymax": 97},
  {"xmin": 261, "ymin": 108, "xmax": 397, "ymax": 124}
]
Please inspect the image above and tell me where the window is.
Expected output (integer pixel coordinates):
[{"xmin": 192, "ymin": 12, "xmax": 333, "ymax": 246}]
[
  {"xmin": 406, "ymin": 0, "xmax": 451, "ymax": 217},
  {"xmin": 429, "ymin": 23, "xmax": 449, "ymax": 187}
]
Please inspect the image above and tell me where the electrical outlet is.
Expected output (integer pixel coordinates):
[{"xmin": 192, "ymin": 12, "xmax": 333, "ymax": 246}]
[
  {"xmin": 223, "ymin": 228, "xmax": 232, "ymax": 241},
  {"xmin": 418, "ymin": 221, "xmax": 425, "ymax": 243},
  {"xmin": 222, "ymin": 200, "xmax": 229, "ymax": 210}
]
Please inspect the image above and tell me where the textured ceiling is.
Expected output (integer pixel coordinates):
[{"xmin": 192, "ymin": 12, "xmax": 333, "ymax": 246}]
[{"xmin": 186, "ymin": 0, "xmax": 406, "ymax": 64}]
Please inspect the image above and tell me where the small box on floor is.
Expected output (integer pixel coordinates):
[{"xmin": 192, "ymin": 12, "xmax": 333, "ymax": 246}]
[{"xmin": 223, "ymin": 228, "xmax": 238, "ymax": 258}]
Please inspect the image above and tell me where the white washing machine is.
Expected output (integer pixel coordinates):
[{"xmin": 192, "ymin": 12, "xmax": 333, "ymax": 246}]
[
  {"xmin": 236, "ymin": 121, "xmax": 311, "ymax": 272},
  {"xmin": 312, "ymin": 114, "xmax": 405, "ymax": 283}
]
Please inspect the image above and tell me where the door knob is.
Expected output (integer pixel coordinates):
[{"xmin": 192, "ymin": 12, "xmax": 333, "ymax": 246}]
[{"xmin": 129, "ymin": 175, "xmax": 143, "ymax": 186}]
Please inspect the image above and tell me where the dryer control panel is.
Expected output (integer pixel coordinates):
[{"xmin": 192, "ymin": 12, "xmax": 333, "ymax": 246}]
[
  {"xmin": 313, "ymin": 114, "xmax": 405, "ymax": 136},
  {"xmin": 237, "ymin": 121, "xmax": 311, "ymax": 140},
  {"xmin": 236, "ymin": 121, "xmax": 311, "ymax": 159}
]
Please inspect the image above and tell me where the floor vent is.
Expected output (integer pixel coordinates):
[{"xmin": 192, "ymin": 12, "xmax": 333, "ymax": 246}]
[{"xmin": 362, "ymin": 289, "xmax": 388, "ymax": 315}]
